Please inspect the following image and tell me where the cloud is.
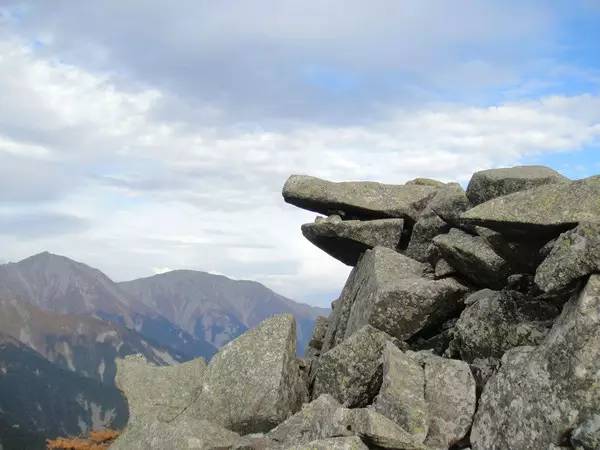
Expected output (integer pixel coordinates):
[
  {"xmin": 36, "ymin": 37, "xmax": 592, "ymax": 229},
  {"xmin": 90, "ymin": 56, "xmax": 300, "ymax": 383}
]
[
  {"xmin": 0, "ymin": 4, "xmax": 599, "ymax": 305},
  {"xmin": 0, "ymin": 212, "xmax": 90, "ymax": 238}
]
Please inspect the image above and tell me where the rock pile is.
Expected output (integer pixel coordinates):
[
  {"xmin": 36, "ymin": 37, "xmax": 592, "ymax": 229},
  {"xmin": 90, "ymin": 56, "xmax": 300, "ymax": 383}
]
[{"xmin": 112, "ymin": 165, "xmax": 600, "ymax": 450}]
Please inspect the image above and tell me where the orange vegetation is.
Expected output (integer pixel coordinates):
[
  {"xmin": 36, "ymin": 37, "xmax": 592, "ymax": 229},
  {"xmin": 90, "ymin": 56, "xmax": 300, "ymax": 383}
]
[{"xmin": 46, "ymin": 429, "xmax": 120, "ymax": 450}]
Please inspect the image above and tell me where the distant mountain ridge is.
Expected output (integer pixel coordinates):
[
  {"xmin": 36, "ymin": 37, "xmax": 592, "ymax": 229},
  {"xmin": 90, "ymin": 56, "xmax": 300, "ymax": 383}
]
[{"xmin": 119, "ymin": 269, "xmax": 328, "ymax": 352}]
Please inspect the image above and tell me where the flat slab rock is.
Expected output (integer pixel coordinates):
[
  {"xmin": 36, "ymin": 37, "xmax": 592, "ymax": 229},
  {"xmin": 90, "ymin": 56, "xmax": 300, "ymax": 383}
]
[
  {"xmin": 461, "ymin": 175, "xmax": 600, "ymax": 237},
  {"xmin": 283, "ymin": 174, "xmax": 438, "ymax": 221},
  {"xmin": 115, "ymin": 354, "xmax": 206, "ymax": 423},
  {"xmin": 321, "ymin": 247, "xmax": 469, "ymax": 352},
  {"xmin": 535, "ymin": 222, "xmax": 600, "ymax": 293},
  {"xmin": 301, "ymin": 216, "xmax": 404, "ymax": 266},
  {"xmin": 466, "ymin": 165, "xmax": 568, "ymax": 206},
  {"xmin": 471, "ymin": 274, "xmax": 600, "ymax": 450},
  {"xmin": 190, "ymin": 314, "xmax": 307, "ymax": 434}
]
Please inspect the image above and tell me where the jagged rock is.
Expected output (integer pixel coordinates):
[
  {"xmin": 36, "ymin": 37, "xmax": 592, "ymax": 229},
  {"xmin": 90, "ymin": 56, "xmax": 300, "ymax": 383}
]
[
  {"xmin": 427, "ymin": 182, "xmax": 471, "ymax": 227},
  {"xmin": 535, "ymin": 222, "xmax": 600, "ymax": 293},
  {"xmin": 110, "ymin": 416, "xmax": 241, "ymax": 450},
  {"xmin": 283, "ymin": 436, "xmax": 369, "ymax": 450},
  {"xmin": 374, "ymin": 343, "xmax": 428, "ymax": 442},
  {"xmin": 475, "ymin": 226, "xmax": 547, "ymax": 273},
  {"xmin": 190, "ymin": 314, "xmax": 307, "ymax": 433},
  {"xmin": 322, "ymin": 247, "xmax": 469, "ymax": 351},
  {"xmin": 306, "ymin": 316, "xmax": 329, "ymax": 358},
  {"xmin": 312, "ymin": 325, "xmax": 398, "ymax": 407},
  {"xmin": 571, "ymin": 415, "xmax": 600, "ymax": 450},
  {"xmin": 267, "ymin": 394, "xmax": 346, "ymax": 444},
  {"xmin": 115, "ymin": 354, "xmax": 206, "ymax": 423},
  {"xmin": 434, "ymin": 258, "xmax": 456, "ymax": 279},
  {"xmin": 321, "ymin": 247, "xmax": 427, "ymax": 352},
  {"xmin": 336, "ymin": 408, "xmax": 426, "ymax": 450},
  {"xmin": 450, "ymin": 289, "xmax": 559, "ymax": 363},
  {"xmin": 469, "ymin": 357, "xmax": 500, "ymax": 396},
  {"xmin": 433, "ymin": 228, "xmax": 512, "ymax": 289},
  {"xmin": 282, "ymin": 175, "xmax": 438, "ymax": 221},
  {"xmin": 301, "ymin": 216, "xmax": 404, "ymax": 265},
  {"xmin": 405, "ymin": 209, "xmax": 449, "ymax": 262},
  {"xmin": 461, "ymin": 175, "xmax": 600, "ymax": 237},
  {"xmin": 471, "ymin": 275, "xmax": 600, "ymax": 450},
  {"xmin": 410, "ymin": 351, "xmax": 477, "ymax": 450},
  {"xmin": 466, "ymin": 165, "xmax": 568, "ymax": 206}
]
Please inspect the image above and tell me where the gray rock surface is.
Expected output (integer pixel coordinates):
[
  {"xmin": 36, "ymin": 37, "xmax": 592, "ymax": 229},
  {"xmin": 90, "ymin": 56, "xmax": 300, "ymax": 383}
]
[
  {"xmin": 110, "ymin": 416, "xmax": 241, "ymax": 450},
  {"xmin": 312, "ymin": 325, "xmax": 397, "ymax": 407},
  {"xmin": 461, "ymin": 175, "xmax": 600, "ymax": 237},
  {"xmin": 405, "ymin": 209, "xmax": 449, "ymax": 262},
  {"xmin": 535, "ymin": 222, "xmax": 600, "ymax": 293},
  {"xmin": 335, "ymin": 408, "xmax": 426, "ymax": 450},
  {"xmin": 302, "ymin": 216, "xmax": 404, "ymax": 265},
  {"xmin": 433, "ymin": 228, "xmax": 512, "ymax": 289},
  {"xmin": 191, "ymin": 314, "xmax": 308, "ymax": 433},
  {"xmin": 305, "ymin": 315, "xmax": 329, "ymax": 358},
  {"xmin": 267, "ymin": 394, "xmax": 346, "ymax": 444},
  {"xmin": 283, "ymin": 175, "xmax": 438, "ymax": 221},
  {"xmin": 471, "ymin": 275, "xmax": 600, "ymax": 450},
  {"xmin": 571, "ymin": 414, "xmax": 600, "ymax": 450},
  {"xmin": 434, "ymin": 258, "xmax": 456, "ymax": 279},
  {"xmin": 322, "ymin": 247, "xmax": 468, "ymax": 349},
  {"xmin": 374, "ymin": 343, "xmax": 428, "ymax": 442},
  {"xmin": 321, "ymin": 247, "xmax": 427, "ymax": 352},
  {"xmin": 427, "ymin": 182, "xmax": 471, "ymax": 227},
  {"xmin": 466, "ymin": 165, "xmax": 568, "ymax": 206},
  {"xmin": 283, "ymin": 436, "xmax": 369, "ymax": 450},
  {"xmin": 450, "ymin": 289, "xmax": 558, "ymax": 362},
  {"xmin": 410, "ymin": 351, "xmax": 477, "ymax": 450},
  {"xmin": 115, "ymin": 354, "xmax": 206, "ymax": 423}
]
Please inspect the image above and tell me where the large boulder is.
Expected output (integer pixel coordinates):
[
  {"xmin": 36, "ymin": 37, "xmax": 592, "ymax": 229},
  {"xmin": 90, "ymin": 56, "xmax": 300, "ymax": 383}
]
[
  {"xmin": 115, "ymin": 354, "xmax": 206, "ymax": 423},
  {"xmin": 373, "ymin": 343, "xmax": 428, "ymax": 442},
  {"xmin": 110, "ymin": 416, "xmax": 241, "ymax": 450},
  {"xmin": 373, "ymin": 344, "xmax": 476, "ymax": 449},
  {"xmin": 461, "ymin": 175, "xmax": 600, "ymax": 238},
  {"xmin": 282, "ymin": 175, "xmax": 438, "ymax": 221},
  {"xmin": 449, "ymin": 289, "xmax": 559, "ymax": 363},
  {"xmin": 301, "ymin": 215, "xmax": 404, "ymax": 265},
  {"xmin": 305, "ymin": 315, "xmax": 329, "ymax": 358},
  {"xmin": 427, "ymin": 182, "xmax": 471, "ymax": 227},
  {"xmin": 190, "ymin": 314, "xmax": 308, "ymax": 433},
  {"xmin": 321, "ymin": 247, "xmax": 427, "ymax": 353},
  {"xmin": 535, "ymin": 222, "xmax": 600, "ymax": 293},
  {"xmin": 433, "ymin": 228, "xmax": 512, "ymax": 289},
  {"xmin": 312, "ymin": 325, "xmax": 398, "ymax": 407},
  {"xmin": 471, "ymin": 275, "xmax": 600, "ymax": 450},
  {"xmin": 411, "ymin": 351, "xmax": 477, "ymax": 450},
  {"xmin": 466, "ymin": 165, "xmax": 568, "ymax": 206},
  {"xmin": 321, "ymin": 247, "xmax": 469, "ymax": 351}
]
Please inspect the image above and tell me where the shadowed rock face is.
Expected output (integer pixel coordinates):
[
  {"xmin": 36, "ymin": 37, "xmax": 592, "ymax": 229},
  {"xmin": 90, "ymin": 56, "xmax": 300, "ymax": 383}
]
[
  {"xmin": 466, "ymin": 165, "xmax": 568, "ymax": 206},
  {"xmin": 461, "ymin": 175, "xmax": 600, "ymax": 237},
  {"xmin": 283, "ymin": 174, "xmax": 438, "ymax": 221},
  {"xmin": 301, "ymin": 216, "xmax": 404, "ymax": 266},
  {"xmin": 471, "ymin": 275, "xmax": 600, "ymax": 450}
]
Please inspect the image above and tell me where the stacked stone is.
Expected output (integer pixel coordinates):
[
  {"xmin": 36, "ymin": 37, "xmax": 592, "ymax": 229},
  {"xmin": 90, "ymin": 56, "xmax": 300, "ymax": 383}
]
[{"xmin": 111, "ymin": 166, "xmax": 600, "ymax": 450}]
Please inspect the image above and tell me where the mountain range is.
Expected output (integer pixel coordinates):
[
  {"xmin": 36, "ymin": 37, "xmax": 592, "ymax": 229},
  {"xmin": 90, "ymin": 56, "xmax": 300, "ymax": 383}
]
[{"xmin": 0, "ymin": 252, "xmax": 326, "ymax": 447}]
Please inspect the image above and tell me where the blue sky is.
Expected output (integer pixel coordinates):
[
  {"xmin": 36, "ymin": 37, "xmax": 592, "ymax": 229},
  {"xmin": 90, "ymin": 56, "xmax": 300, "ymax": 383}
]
[{"xmin": 0, "ymin": 1, "xmax": 599, "ymax": 305}]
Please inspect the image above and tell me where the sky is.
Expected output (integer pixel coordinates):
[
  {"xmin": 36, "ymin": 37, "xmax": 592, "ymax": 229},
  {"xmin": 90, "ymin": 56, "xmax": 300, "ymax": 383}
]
[{"xmin": 0, "ymin": 1, "xmax": 599, "ymax": 307}]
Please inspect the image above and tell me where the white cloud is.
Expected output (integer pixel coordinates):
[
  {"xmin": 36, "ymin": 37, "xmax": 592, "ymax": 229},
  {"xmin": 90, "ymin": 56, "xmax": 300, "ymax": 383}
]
[{"xmin": 0, "ymin": 26, "xmax": 599, "ymax": 305}]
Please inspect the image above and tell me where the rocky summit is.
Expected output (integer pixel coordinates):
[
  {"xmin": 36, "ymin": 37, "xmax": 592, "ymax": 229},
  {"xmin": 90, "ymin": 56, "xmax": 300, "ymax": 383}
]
[{"xmin": 113, "ymin": 165, "xmax": 600, "ymax": 450}]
